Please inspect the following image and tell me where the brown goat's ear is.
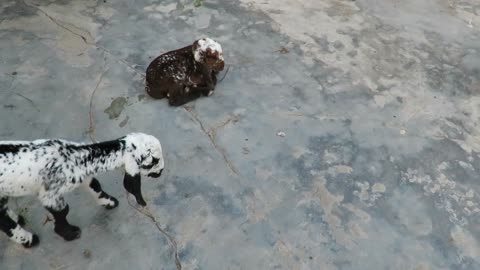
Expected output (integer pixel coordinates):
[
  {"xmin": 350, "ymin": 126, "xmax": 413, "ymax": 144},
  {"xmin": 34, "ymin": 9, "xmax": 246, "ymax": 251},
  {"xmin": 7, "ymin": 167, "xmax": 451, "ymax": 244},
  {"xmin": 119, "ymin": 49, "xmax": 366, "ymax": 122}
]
[
  {"xmin": 192, "ymin": 40, "xmax": 200, "ymax": 50},
  {"xmin": 123, "ymin": 173, "xmax": 147, "ymax": 206}
]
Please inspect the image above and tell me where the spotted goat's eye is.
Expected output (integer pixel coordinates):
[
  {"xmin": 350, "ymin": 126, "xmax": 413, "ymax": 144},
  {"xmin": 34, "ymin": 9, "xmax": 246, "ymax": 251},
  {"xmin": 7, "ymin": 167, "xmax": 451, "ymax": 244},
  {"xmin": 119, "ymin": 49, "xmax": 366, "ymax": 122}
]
[{"xmin": 140, "ymin": 156, "xmax": 156, "ymax": 170}]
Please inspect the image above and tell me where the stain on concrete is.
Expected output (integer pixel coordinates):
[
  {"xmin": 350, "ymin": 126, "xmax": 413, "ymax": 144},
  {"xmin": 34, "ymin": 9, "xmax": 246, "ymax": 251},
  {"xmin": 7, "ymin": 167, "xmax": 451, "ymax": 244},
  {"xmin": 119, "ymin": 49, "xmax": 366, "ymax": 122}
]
[
  {"xmin": 119, "ymin": 115, "xmax": 129, "ymax": 127},
  {"xmin": 104, "ymin": 97, "xmax": 127, "ymax": 119}
]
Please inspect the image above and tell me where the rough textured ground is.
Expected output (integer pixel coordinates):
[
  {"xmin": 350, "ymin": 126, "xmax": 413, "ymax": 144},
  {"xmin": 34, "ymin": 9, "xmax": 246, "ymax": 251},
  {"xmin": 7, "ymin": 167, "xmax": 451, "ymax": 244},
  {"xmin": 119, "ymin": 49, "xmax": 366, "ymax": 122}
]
[{"xmin": 1, "ymin": 0, "xmax": 480, "ymax": 269}]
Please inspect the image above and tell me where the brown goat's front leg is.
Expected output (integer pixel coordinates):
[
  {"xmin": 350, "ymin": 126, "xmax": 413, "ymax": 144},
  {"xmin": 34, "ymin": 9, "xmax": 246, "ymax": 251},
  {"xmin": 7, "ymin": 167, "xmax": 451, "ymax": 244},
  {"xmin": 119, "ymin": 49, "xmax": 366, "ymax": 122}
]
[
  {"xmin": 211, "ymin": 71, "xmax": 218, "ymax": 86},
  {"xmin": 168, "ymin": 85, "xmax": 202, "ymax": 106},
  {"xmin": 192, "ymin": 85, "xmax": 214, "ymax": 97},
  {"xmin": 194, "ymin": 76, "xmax": 215, "ymax": 97},
  {"xmin": 190, "ymin": 68, "xmax": 216, "ymax": 97}
]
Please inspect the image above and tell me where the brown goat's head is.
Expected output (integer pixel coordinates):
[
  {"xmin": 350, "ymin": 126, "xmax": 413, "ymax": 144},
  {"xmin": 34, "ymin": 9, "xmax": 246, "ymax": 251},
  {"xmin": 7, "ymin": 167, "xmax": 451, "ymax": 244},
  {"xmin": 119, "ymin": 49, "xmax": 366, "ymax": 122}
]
[{"xmin": 193, "ymin": 38, "xmax": 224, "ymax": 72}]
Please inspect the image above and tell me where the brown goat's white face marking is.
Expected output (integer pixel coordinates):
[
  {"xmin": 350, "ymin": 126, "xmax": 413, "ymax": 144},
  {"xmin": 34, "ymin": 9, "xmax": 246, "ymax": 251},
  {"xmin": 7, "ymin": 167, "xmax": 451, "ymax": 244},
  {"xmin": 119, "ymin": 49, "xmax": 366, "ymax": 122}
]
[{"xmin": 193, "ymin": 38, "xmax": 224, "ymax": 63}]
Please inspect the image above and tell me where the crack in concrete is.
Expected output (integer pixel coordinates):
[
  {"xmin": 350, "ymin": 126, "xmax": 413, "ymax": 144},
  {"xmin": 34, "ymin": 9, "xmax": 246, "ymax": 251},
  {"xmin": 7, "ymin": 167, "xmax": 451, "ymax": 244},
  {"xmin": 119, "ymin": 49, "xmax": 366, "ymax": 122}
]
[
  {"xmin": 127, "ymin": 195, "xmax": 182, "ymax": 270},
  {"xmin": 15, "ymin": 93, "xmax": 40, "ymax": 112},
  {"xmin": 184, "ymin": 106, "xmax": 239, "ymax": 175},
  {"xmin": 88, "ymin": 53, "xmax": 109, "ymax": 143},
  {"xmin": 5, "ymin": 74, "xmax": 16, "ymax": 91},
  {"xmin": 22, "ymin": 0, "xmax": 145, "ymax": 79},
  {"xmin": 3, "ymin": 75, "xmax": 17, "ymax": 103},
  {"xmin": 22, "ymin": 0, "xmax": 91, "ymax": 43}
]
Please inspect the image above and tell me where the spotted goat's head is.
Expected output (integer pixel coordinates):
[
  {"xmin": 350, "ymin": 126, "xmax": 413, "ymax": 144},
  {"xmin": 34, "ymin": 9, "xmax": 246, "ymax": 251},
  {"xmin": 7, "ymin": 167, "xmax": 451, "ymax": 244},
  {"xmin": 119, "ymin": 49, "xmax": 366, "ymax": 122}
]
[{"xmin": 122, "ymin": 133, "xmax": 164, "ymax": 206}]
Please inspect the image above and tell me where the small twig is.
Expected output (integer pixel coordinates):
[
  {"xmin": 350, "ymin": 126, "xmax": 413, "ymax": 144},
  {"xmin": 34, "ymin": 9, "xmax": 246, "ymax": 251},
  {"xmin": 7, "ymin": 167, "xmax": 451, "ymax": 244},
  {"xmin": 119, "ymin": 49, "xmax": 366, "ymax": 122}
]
[
  {"xmin": 15, "ymin": 93, "xmax": 40, "ymax": 112},
  {"xmin": 126, "ymin": 195, "xmax": 182, "ymax": 270},
  {"xmin": 211, "ymin": 115, "xmax": 239, "ymax": 131},
  {"xmin": 218, "ymin": 65, "xmax": 230, "ymax": 83},
  {"xmin": 42, "ymin": 215, "xmax": 53, "ymax": 226},
  {"xmin": 275, "ymin": 47, "xmax": 289, "ymax": 54},
  {"xmin": 52, "ymin": 263, "xmax": 73, "ymax": 270}
]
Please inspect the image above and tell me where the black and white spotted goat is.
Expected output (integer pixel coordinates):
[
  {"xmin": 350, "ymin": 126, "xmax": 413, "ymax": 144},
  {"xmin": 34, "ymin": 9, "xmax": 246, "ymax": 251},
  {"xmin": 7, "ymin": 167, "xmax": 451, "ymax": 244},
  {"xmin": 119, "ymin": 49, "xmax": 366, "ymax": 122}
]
[{"xmin": 0, "ymin": 133, "xmax": 164, "ymax": 247}]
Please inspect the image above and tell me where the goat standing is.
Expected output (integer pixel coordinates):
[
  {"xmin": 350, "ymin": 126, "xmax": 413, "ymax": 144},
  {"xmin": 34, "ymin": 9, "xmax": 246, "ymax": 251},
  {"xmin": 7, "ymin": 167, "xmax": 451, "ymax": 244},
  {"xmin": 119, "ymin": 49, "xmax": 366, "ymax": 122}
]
[{"xmin": 0, "ymin": 133, "xmax": 164, "ymax": 247}]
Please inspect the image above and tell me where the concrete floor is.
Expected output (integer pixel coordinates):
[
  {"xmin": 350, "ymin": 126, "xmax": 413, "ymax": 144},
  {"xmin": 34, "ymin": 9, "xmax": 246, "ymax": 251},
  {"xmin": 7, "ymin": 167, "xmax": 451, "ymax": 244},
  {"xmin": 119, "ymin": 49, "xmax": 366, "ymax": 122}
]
[{"xmin": 1, "ymin": 0, "xmax": 480, "ymax": 269}]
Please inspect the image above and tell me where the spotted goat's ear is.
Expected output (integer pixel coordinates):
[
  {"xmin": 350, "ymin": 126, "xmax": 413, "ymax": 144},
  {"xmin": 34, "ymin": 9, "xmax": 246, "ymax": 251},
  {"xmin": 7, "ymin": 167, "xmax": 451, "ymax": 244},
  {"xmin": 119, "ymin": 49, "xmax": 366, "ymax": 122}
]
[
  {"xmin": 137, "ymin": 151, "xmax": 153, "ymax": 168},
  {"xmin": 135, "ymin": 154, "xmax": 145, "ymax": 166}
]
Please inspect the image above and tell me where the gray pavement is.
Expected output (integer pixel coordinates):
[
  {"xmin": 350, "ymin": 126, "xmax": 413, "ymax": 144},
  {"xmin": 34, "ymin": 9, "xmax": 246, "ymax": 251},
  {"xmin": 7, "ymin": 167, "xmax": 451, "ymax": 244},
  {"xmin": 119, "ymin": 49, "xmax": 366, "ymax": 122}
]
[{"xmin": 1, "ymin": 0, "xmax": 480, "ymax": 269}]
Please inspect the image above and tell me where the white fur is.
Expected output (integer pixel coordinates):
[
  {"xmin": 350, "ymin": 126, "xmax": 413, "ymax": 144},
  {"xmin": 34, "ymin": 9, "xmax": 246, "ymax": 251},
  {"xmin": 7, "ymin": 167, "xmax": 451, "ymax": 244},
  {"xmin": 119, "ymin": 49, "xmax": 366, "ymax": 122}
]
[
  {"xmin": 10, "ymin": 225, "xmax": 33, "ymax": 245},
  {"xmin": 0, "ymin": 133, "xmax": 164, "ymax": 200},
  {"xmin": 194, "ymin": 37, "xmax": 223, "ymax": 62},
  {"xmin": 83, "ymin": 177, "xmax": 116, "ymax": 207},
  {"xmin": 0, "ymin": 132, "xmax": 164, "ymax": 248},
  {"xmin": 6, "ymin": 209, "xmax": 19, "ymax": 223}
]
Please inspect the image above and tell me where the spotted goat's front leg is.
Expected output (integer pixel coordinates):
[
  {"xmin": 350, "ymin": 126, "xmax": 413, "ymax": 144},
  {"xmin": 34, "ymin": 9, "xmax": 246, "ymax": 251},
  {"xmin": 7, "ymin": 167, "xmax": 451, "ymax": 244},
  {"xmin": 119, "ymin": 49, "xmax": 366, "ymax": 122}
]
[
  {"xmin": 83, "ymin": 177, "xmax": 119, "ymax": 209},
  {"xmin": 39, "ymin": 189, "xmax": 81, "ymax": 241},
  {"xmin": 0, "ymin": 197, "xmax": 39, "ymax": 247}
]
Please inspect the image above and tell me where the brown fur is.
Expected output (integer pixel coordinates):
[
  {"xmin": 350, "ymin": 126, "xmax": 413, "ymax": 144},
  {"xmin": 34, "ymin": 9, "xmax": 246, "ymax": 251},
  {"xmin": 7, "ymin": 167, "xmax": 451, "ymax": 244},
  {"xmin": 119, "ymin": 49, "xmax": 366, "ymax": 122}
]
[{"xmin": 145, "ymin": 39, "xmax": 224, "ymax": 106}]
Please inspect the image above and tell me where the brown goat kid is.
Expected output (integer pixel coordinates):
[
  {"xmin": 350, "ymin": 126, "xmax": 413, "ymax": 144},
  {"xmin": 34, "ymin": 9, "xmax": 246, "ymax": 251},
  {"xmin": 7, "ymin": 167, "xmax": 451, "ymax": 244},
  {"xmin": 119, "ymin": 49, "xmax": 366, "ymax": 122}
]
[{"xmin": 145, "ymin": 38, "xmax": 225, "ymax": 106}]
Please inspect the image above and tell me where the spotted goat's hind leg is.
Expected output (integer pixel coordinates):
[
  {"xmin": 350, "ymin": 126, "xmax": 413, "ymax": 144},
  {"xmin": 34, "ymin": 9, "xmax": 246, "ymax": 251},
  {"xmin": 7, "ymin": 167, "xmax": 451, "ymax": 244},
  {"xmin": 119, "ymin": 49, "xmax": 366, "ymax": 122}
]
[
  {"xmin": 83, "ymin": 177, "xmax": 119, "ymax": 209},
  {"xmin": 0, "ymin": 197, "xmax": 39, "ymax": 248},
  {"xmin": 39, "ymin": 190, "xmax": 81, "ymax": 241},
  {"xmin": 7, "ymin": 208, "xmax": 25, "ymax": 226}
]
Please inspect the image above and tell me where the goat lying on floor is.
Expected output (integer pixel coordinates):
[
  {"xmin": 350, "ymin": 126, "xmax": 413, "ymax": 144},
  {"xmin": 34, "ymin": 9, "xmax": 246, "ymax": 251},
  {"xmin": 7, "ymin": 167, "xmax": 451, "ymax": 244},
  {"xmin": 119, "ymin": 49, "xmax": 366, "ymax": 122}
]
[
  {"xmin": 0, "ymin": 133, "xmax": 164, "ymax": 247},
  {"xmin": 145, "ymin": 37, "xmax": 225, "ymax": 106}
]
